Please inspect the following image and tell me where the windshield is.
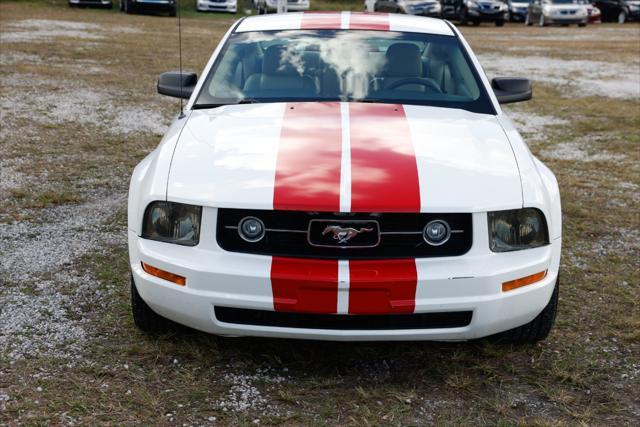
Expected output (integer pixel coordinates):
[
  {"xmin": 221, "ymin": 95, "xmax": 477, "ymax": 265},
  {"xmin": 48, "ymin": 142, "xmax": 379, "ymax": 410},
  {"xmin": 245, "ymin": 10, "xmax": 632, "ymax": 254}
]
[{"xmin": 194, "ymin": 30, "xmax": 495, "ymax": 115}]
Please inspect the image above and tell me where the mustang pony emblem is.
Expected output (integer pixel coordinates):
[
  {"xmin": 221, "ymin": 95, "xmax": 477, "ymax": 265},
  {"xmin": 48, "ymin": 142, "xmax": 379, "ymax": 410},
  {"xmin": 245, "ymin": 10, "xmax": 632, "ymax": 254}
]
[{"xmin": 322, "ymin": 225, "xmax": 374, "ymax": 244}]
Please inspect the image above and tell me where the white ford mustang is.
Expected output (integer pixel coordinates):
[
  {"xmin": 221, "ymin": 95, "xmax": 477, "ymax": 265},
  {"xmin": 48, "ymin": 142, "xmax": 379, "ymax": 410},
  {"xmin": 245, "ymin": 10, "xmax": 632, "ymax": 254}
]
[{"xmin": 128, "ymin": 12, "xmax": 562, "ymax": 343}]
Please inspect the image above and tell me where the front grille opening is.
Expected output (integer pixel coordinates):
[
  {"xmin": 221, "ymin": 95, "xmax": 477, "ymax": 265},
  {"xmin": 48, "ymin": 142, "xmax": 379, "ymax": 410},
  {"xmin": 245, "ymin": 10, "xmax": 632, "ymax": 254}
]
[
  {"xmin": 215, "ymin": 307, "xmax": 473, "ymax": 330},
  {"xmin": 216, "ymin": 209, "xmax": 473, "ymax": 259}
]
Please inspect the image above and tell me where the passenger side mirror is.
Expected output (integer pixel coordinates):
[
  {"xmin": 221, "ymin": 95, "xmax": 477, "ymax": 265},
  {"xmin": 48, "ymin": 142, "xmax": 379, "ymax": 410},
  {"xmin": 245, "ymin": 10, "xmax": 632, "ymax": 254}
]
[
  {"xmin": 491, "ymin": 77, "xmax": 532, "ymax": 104},
  {"xmin": 157, "ymin": 71, "xmax": 198, "ymax": 99}
]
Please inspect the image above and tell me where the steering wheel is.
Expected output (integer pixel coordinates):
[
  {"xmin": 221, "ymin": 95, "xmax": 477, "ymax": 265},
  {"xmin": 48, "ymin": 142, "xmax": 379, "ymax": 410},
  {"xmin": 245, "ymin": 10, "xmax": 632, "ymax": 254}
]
[{"xmin": 385, "ymin": 78, "xmax": 443, "ymax": 93}]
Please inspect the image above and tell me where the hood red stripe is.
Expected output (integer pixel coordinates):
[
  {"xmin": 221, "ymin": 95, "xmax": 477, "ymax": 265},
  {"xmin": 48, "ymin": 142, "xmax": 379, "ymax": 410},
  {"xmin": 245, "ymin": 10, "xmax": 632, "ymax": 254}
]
[
  {"xmin": 348, "ymin": 259, "xmax": 417, "ymax": 314},
  {"xmin": 271, "ymin": 257, "xmax": 339, "ymax": 313},
  {"xmin": 301, "ymin": 12, "xmax": 342, "ymax": 30},
  {"xmin": 349, "ymin": 12, "xmax": 390, "ymax": 31},
  {"xmin": 349, "ymin": 103, "xmax": 421, "ymax": 212},
  {"xmin": 273, "ymin": 102, "xmax": 342, "ymax": 211}
]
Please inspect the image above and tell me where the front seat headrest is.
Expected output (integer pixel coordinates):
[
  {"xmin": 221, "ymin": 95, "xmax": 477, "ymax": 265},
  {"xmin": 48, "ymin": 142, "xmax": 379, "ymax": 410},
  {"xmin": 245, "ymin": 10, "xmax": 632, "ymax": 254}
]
[{"xmin": 385, "ymin": 43, "xmax": 423, "ymax": 77}]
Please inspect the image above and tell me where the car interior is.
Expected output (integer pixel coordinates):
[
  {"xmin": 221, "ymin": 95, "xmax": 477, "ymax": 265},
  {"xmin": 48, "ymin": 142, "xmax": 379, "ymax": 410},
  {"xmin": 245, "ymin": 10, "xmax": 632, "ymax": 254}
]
[{"xmin": 203, "ymin": 32, "xmax": 482, "ymax": 105}]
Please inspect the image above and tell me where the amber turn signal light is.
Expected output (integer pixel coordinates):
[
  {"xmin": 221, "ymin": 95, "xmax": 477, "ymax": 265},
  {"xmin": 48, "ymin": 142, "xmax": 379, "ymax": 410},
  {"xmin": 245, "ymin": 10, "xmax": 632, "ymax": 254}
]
[
  {"xmin": 502, "ymin": 270, "xmax": 547, "ymax": 292},
  {"xmin": 141, "ymin": 262, "xmax": 186, "ymax": 286}
]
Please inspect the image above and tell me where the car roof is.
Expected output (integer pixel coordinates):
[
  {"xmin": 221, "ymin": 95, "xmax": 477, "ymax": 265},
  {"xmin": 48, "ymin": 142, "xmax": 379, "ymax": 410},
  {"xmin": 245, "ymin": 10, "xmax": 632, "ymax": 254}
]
[{"xmin": 235, "ymin": 12, "xmax": 455, "ymax": 36}]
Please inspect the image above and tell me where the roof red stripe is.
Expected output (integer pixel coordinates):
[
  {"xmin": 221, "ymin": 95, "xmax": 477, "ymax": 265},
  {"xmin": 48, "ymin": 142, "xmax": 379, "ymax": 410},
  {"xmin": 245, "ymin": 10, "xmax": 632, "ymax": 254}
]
[
  {"xmin": 301, "ymin": 12, "xmax": 342, "ymax": 30},
  {"xmin": 348, "ymin": 12, "xmax": 390, "ymax": 31}
]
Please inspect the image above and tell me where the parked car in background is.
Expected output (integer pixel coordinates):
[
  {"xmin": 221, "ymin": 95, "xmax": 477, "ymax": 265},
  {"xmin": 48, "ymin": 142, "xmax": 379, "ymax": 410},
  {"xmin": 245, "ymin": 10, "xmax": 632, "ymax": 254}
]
[
  {"xmin": 371, "ymin": 0, "xmax": 442, "ymax": 16},
  {"xmin": 197, "ymin": 0, "xmax": 237, "ymax": 13},
  {"xmin": 526, "ymin": 0, "xmax": 588, "ymax": 25},
  {"xmin": 505, "ymin": 0, "xmax": 530, "ymax": 21},
  {"xmin": 69, "ymin": 0, "xmax": 112, "ymax": 8},
  {"xmin": 578, "ymin": 0, "xmax": 602, "ymax": 22},
  {"xmin": 253, "ymin": 0, "xmax": 310, "ymax": 14},
  {"xmin": 593, "ymin": 0, "xmax": 640, "ymax": 22},
  {"xmin": 441, "ymin": 0, "xmax": 509, "ymax": 25},
  {"xmin": 120, "ymin": 0, "xmax": 177, "ymax": 16}
]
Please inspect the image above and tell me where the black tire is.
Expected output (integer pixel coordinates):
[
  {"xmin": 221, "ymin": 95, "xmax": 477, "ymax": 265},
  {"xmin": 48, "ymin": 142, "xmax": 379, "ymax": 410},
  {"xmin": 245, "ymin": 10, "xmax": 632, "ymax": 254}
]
[
  {"xmin": 169, "ymin": 6, "xmax": 177, "ymax": 17},
  {"xmin": 131, "ymin": 274, "xmax": 168, "ymax": 332},
  {"xmin": 495, "ymin": 19, "xmax": 505, "ymax": 27},
  {"xmin": 459, "ymin": 8, "xmax": 469, "ymax": 25},
  {"xmin": 492, "ymin": 276, "xmax": 559, "ymax": 344},
  {"xmin": 578, "ymin": 22, "xmax": 586, "ymax": 27},
  {"xmin": 471, "ymin": 19, "xmax": 481, "ymax": 26}
]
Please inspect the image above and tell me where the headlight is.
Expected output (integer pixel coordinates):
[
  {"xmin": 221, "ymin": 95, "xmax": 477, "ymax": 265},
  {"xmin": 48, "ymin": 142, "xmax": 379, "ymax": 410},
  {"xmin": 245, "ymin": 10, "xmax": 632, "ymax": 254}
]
[
  {"xmin": 488, "ymin": 208, "xmax": 549, "ymax": 252},
  {"xmin": 142, "ymin": 201, "xmax": 202, "ymax": 246}
]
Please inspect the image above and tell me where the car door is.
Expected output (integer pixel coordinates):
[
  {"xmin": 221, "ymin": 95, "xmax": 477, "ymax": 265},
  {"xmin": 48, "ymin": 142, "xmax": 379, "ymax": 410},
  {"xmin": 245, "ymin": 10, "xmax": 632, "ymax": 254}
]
[
  {"xmin": 529, "ymin": 0, "xmax": 541, "ymax": 19},
  {"xmin": 441, "ymin": 0, "xmax": 456, "ymax": 18},
  {"xmin": 375, "ymin": 0, "xmax": 399, "ymax": 12}
]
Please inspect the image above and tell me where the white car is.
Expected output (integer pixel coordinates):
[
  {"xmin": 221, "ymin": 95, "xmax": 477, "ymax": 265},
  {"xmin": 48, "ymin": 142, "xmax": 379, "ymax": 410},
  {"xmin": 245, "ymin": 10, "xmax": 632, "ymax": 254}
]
[
  {"xmin": 129, "ymin": 12, "xmax": 562, "ymax": 344},
  {"xmin": 197, "ymin": 0, "xmax": 237, "ymax": 13},
  {"xmin": 253, "ymin": 0, "xmax": 310, "ymax": 14}
]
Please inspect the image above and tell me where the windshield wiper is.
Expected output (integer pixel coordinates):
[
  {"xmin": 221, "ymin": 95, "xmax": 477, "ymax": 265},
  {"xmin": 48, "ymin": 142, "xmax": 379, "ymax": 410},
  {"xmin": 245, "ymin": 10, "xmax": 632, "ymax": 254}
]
[{"xmin": 192, "ymin": 99, "xmax": 262, "ymax": 110}]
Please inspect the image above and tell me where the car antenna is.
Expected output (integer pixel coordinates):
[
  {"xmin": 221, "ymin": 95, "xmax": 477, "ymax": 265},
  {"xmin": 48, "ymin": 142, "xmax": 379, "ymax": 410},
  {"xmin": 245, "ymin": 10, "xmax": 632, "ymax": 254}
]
[{"xmin": 178, "ymin": 0, "xmax": 185, "ymax": 119}]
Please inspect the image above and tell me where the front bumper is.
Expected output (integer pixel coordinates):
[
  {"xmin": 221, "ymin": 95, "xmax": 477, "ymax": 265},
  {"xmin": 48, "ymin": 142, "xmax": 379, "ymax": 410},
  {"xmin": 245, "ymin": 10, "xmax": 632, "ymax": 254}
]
[
  {"xmin": 265, "ymin": 1, "xmax": 309, "ymax": 12},
  {"xmin": 468, "ymin": 9, "xmax": 509, "ymax": 21},
  {"xmin": 129, "ymin": 210, "xmax": 561, "ymax": 341},
  {"xmin": 132, "ymin": 0, "xmax": 175, "ymax": 10},
  {"xmin": 197, "ymin": 0, "xmax": 237, "ymax": 12},
  {"xmin": 546, "ymin": 15, "xmax": 588, "ymax": 24}
]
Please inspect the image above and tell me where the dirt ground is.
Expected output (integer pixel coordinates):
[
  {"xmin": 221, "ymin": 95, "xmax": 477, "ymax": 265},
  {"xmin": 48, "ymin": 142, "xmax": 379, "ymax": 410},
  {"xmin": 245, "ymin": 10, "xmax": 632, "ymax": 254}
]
[{"xmin": 1, "ymin": 1, "xmax": 639, "ymax": 425}]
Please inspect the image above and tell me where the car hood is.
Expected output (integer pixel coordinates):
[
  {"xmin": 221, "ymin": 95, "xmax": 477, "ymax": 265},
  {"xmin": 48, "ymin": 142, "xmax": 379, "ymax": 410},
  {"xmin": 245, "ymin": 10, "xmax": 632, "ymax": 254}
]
[{"xmin": 167, "ymin": 102, "xmax": 522, "ymax": 213}]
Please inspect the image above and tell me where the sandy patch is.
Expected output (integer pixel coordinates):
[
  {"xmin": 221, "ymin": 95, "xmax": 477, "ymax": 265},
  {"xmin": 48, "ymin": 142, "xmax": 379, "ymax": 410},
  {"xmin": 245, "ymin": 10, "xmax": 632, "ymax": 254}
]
[
  {"xmin": 217, "ymin": 369, "xmax": 287, "ymax": 413},
  {"xmin": 503, "ymin": 109, "xmax": 569, "ymax": 141},
  {"xmin": 1, "ymin": 19, "xmax": 141, "ymax": 43},
  {"xmin": 539, "ymin": 141, "xmax": 627, "ymax": 162},
  {"xmin": 479, "ymin": 54, "xmax": 640, "ymax": 99}
]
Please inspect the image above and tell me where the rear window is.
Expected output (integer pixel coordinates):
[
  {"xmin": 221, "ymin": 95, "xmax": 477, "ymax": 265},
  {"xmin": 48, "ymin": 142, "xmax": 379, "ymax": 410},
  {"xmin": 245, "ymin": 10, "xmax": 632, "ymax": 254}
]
[{"xmin": 195, "ymin": 30, "xmax": 495, "ymax": 115}]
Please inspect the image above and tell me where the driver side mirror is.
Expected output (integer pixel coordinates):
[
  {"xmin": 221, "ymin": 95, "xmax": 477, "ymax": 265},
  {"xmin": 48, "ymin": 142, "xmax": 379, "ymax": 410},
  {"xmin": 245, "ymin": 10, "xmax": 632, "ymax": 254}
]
[
  {"xmin": 491, "ymin": 77, "xmax": 532, "ymax": 104},
  {"xmin": 157, "ymin": 71, "xmax": 198, "ymax": 99}
]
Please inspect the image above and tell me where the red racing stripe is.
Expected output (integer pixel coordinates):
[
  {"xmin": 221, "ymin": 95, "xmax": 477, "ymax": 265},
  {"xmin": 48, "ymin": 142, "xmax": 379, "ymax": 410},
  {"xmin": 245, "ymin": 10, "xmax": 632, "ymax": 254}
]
[
  {"xmin": 349, "ymin": 103, "xmax": 421, "ymax": 212},
  {"xmin": 273, "ymin": 102, "xmax": 342, "ymax": 211},
  {"xmin": 349, "ymin": 12, "xmax": 390, "ymax": 31},
  {"xmin": 301, "ymin": 12, "xmax": 342, "ymax": 30},
  {"xmin": 348, "ymin": 259, "xmax": 418, "ymax": 314},
  {"xmin": 271, "ymin": 257, "xmax": 339, "ymax": 313}
]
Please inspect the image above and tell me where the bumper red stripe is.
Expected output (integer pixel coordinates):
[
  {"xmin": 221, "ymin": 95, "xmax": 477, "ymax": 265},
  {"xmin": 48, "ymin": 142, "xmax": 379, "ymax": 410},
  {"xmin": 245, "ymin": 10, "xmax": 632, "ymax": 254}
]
[
  {"xmin": 274, "ymin": 102, "xmax": 342, "ymax": 211},
  {"xmin": 349, "ymin": 103, "xmax": 421, "ymax": 212},
  {"xmin": 348, "ymin": 12, "xmax": 390, "ymax": 31},
  {"xmin": 348, "ymin": 259, "xmax": 418, "ymax": 314},
  {"xmin": 271, "ymin": 257, "xmax": 339, "ymax": 313},
  {"xmin": 301, "ymin": 12, "xmax": 342, "ymax": 30}
]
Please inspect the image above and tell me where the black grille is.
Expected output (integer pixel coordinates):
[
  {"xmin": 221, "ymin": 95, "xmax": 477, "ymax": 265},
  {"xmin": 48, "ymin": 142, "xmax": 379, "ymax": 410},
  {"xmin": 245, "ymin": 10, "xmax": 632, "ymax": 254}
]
[
  {"xmin": 215, "ymin": 307, "xmax": 473, "ymax": 330},
  {"xmin": 216, "ymin": 209, "xmax": 472, "ymax": 259}
]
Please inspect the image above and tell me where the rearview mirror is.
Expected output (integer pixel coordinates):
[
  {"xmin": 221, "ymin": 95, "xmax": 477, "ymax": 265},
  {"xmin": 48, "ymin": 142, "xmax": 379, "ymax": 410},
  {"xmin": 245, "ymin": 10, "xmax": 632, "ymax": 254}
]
[
  {"xmin": 157, "ymin": 71, "xmax": 198, "ymax": 99},
  {"xmin": 491, "ymin": 77, "xmax": 532, "ymax": 104}
]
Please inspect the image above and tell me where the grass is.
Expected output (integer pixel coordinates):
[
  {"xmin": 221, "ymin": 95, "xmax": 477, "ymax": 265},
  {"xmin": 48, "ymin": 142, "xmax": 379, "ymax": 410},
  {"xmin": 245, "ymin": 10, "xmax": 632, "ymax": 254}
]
[{"xmin": 0, "ymin": 1, "xmax": 639, "ymax": 425}]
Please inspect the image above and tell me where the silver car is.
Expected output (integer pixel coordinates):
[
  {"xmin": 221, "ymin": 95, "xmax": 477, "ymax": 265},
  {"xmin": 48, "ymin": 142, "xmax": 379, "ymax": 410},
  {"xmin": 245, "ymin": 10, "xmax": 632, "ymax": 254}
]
[{"xmin": 526, "ymin": 0, "xmax": 589, "ymax": 26}]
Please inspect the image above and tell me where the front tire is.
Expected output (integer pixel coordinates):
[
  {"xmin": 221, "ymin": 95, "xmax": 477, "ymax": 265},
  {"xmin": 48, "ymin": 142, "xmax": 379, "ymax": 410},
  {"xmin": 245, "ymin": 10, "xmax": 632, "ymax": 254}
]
[
  {"xmin": 495, "ymin": 19, "xmax": 505, "ymax": 26},
  {"xmin": 131, "ymin": 274, "xmax": 168, "ymax": 332},
  {"xmin": 618, "ymin": 10, "xmax": 627, "ymax": 23},
  {"xmin": 493, "ymin": 277, "xmax": 559, "ymax": 344},
  {"xmin": 459, "ymin": 7, "xmax": 469, "ymax": 25},
  {"xmin": 525, "ymin": 13, "xmax": 532, "ymax": 25}
]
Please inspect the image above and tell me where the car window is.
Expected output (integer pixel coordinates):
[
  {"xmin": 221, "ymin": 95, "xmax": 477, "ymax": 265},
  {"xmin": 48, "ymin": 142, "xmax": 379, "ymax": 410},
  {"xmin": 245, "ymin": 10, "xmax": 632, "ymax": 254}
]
[{"xmin": 194, "ymin": 30, "xmax": 495, "ymax": 115}]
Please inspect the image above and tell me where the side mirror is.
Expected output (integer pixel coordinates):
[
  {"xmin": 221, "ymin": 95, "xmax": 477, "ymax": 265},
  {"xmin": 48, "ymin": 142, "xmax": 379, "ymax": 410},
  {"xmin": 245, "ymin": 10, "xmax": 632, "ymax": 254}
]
[
  {"xmin": 492, "ymin": 77, "xmax": 532, "ymax": 104},
  {"xmin": 157, "ymin": 71, "xmax": 198, "ymax": 99}
]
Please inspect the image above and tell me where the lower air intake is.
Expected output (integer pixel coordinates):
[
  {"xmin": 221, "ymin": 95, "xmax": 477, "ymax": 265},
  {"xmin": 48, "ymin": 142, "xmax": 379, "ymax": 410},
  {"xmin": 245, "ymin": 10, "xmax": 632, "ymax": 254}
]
[{"xmin": 214, "ymin": 307, "xmax": 473, "ymax": 330}]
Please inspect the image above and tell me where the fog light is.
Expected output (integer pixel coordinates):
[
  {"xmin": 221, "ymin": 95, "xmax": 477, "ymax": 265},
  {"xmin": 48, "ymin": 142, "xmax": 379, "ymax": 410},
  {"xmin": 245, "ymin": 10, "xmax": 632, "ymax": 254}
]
[
  {"xmin": 423, "ymin": 220, "xmax": 451, "ymax": 246},
  {"xmin": 238, "ymin": 217, "xmax": 265, "ymax": 242}
]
